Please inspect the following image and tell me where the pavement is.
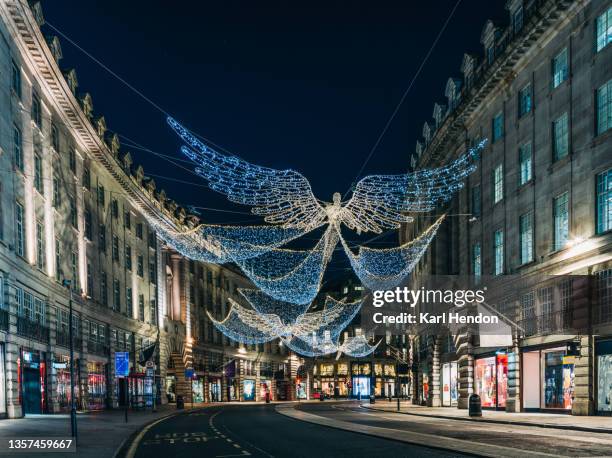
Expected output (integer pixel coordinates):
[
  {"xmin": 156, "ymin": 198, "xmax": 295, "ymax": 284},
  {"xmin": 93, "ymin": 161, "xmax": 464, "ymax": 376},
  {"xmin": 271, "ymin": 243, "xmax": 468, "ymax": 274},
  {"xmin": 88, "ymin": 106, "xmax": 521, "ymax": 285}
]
[
  {"xmin": 362, "ymin": 400, "xmax": 612, "ymax": 433},
  {"xmin": 0, "ymin": 403, "xmax": 211, "ymax": 458}
]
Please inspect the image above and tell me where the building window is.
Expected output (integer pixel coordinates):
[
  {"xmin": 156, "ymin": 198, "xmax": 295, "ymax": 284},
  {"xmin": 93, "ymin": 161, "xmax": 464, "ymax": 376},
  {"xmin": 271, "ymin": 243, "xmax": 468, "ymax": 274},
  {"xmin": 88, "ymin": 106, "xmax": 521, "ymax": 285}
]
[
  {"xmin": 53, "ymin": 177, "xmax": 60, "ymax": 207},
  {"xmin": 596, "ymin": 79, "xmax": 612, "ymax": 135},
  {"xmin": 148, "ymin": 231, "xmax": 156, "ymax": 249},
  {"xmin": 13, "ymin": 125, "xmax": 23, "ymax": 171},
  {"xmin": 69, "ymin": 148, "xmax": 76, "ymax": 174},
  {"xmin": 82, "ymin": 167, "xmax": 91, "ymax": 190},
  {"xmin": 494, "ymin": 229, "xmax": 504, "ymax": 275},
  {"xmin": 136, "ymin": 223, "xmax": 143, "ymax": 239},
  {"xmin": 513, "ymin": 6, "xmax": 523, "ymax": 33},
  {"xmin": 70, "ymin": 199, "xmax": 77, "ymax": 228},
  {"xmin": 596, "ymin": 7, "xmax": 612, "ymax": 53},
  {"xmin": 15, "ymin": 202, "xmax": 24, "ymax": 257},
  {"xmin": 553, "ymin": 112, "xmax": 569, "ymax": 161},
  {"xmin": 519, "ymin": 142, "xmax": 532, "ymax": 185},
  {"xmin": 51, "ymin": 123, "xmax": 59, "ymax": 151},
  {"xmin": 552, "ymin": 48, "xmax": 568, "ymax": 88},
  {"xmin": 98, "ymin": 185, "xmax": 105, "ymax": 205},
  {"xmin": 87, "ymin": 262, "xmax": 94, "ymax": 298},
  {"xmin": 11, "ymin": 60, "xmax": 21, "ymax": 97},
  {"xmin": 472, "ymin": 243, "xmax": 481, "ymax": 282},
  {"xmin": 36, "ymin": 221, "xmax": 45, "ymax": 270},
  {"xmin": 125, "ymin": 245, "xmax": 132, "ymax": 270},
  {"xmin": 137, "ymin": 255, "xmax": 144, "ymax": 277},
  {"xmin": 150, "ymin": 300, "xmax": 157, "ymax": 325},
  {"xmin": 101, "ymin": 272, "xmax": 108, "ymax": 307},
  {"xmin": 492, "ymin": 164, "xmax": 504, "ymax": 204},
  {"xmin": 112, "ymin": 236, "xmax": 119, "ymax": 263},
  {"xmin": 55, "ymin": 239, "xmax": 61, "ymax": 282},
  {"xmin": 113, "ymin": 279, "xmax": 121, "ymax": 312},
  {"xmin": 84, "ymin": 208, "xmax": 92, "ymax": 240},
  {"xmin": 520, "ymin": 211, "xmax": 534, "ymax": 264},
  {"xmin": 99, "ymin": 224, "xmax": 106, "ymax": 253},
  {"xmin": 518, "ymin": 84, "xmax": 532, "ymax": 117},
  {"xmin": 597, "ymin": 168, "xmax": 612, "ymax": 234},
  {"xmin": 126, "ymin": 288, "xmax": 133, "ymax": 318},
  {"xmin": 553, "ymin": 192, "xmax": 569, "ymax": 250},
  {"xmin": 124, "ymin": 212, "xmax": 131, "ymax": 230},
  {"xmin": 149, "ymin": 262, "xmax": 156, "ymax": 284},
  {"xmin": 71, "ymin": 251, "xmax": 78, "ymax": 290},
  {"xmin": 112, "ymin": 199, "xmax": 119, "ymax": 219},
  {"xmin": 32, "ymin": 92, "xmax": 42, "ymax": 128},
  {"xmin": 34, "ymin": 154, "xmax": 43, "ymax": 193},
  {"xmin": 487, "ymin": 46, "xmax": 495, "ymax": 65},
  {"xmin": 492, "ymin": 113, "xmax": 504, "ymax": 142},
  {"xmin": 471, "ymin": 185, "xmax": 481, "ymax": 217},
  {"xmin": 139, "ymin": 294, "xmax": 145, "ymax": 321}
]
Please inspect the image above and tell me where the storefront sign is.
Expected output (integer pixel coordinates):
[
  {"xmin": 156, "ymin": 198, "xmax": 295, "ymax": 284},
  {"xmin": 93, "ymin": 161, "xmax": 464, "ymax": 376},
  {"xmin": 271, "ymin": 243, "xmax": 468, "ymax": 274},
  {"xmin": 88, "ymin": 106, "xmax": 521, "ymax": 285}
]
[{"xmin": 52, "ymin": 362, "xmax": 67, "ymax": 370}]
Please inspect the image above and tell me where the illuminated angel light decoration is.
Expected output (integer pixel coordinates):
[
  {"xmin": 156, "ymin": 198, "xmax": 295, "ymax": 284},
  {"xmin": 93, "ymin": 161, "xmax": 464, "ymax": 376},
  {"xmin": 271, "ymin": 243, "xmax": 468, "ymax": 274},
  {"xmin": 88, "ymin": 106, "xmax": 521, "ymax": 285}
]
[
  {"xmin": 167, "ymin": 117, "xmax": 485, "ymax": 235},
  {"xmin": 158, "ymin": 118, "xmax": 484, "ymax": 305},
  {"xmin": 281, "ymin": 332, "xmax": 381, "ymax": 359},
  {"xmin": 340, "ymin": 214, "xmax": 446, "ymax": 291},
  {"xmin": 207, "ymin": 294, "xmax": 362, "ymax": 345}
]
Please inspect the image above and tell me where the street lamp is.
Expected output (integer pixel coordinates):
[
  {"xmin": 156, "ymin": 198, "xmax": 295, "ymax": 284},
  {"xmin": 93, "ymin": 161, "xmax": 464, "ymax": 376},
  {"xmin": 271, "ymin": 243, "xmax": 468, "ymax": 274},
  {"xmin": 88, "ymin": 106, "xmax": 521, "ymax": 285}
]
[{"xmin": 62, "ymin": 279, "xmax": 78, "ymax": 442}]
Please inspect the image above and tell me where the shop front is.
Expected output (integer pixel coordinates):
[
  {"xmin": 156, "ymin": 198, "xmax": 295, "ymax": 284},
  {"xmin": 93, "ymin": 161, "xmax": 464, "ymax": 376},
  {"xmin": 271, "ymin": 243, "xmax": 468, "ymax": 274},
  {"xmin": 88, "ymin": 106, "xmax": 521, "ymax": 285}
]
[
  {"xmin": 208, "ymin": 377, "xmax": 222, "ymax": 402},
  {"xmin": 474, "ymin": 353, "xmax": 508, "ymax": 410},
  {"xmin": 192, "ymin": 377, "xmax": 204, "ymax": 403},
  {"xmin": 0, "ymin": 344, "xmax": 6, "ymax": 418},
  {"xmin": 441, "ymin": 361, "xmax": 458, "ymax": 407},
  {"xmin": 351, "ymin": 362, "xmax": 371, "ymax": 398},
  {"xmin": 53, "ymin": 355, "xmax": 77, "ymax": 413},
  {"xmin": 165, "ymin": 375, "xmax": 176, "ymax": 403},
  {"xmin": 522, "ymin": 347, "xmax": 574, "ymax": 412},
  {"xmin": 597, "ymin": 339, "xmax": 612, "ymax": 414},
  {"xmin": 87, "ymin": 361, "xmax": 107, "ymax": 410},
  {"xmin": 19, "ymin": 349, "xmax": 47, "ymax": 414},
  {"xmin": 260, "ymin": 379, "xmax": 272, "ymax": 401},
  {"xmin": 243, "ymin": 379, "xmax": 256, "ymax": 401}
]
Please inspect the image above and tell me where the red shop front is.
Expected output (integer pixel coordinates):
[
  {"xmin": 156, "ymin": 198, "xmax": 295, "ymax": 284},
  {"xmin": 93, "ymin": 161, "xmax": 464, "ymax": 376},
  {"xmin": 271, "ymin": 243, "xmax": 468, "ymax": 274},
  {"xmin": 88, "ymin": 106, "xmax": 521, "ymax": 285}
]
[{"xmin": 474, "ymin": 353, "xmax": 508, "ymax": 410}]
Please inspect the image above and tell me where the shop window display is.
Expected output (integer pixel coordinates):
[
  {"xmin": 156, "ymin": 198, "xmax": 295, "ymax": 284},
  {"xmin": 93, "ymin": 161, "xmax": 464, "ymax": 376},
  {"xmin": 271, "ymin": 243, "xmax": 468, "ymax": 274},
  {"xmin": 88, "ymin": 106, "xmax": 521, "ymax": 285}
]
[
  {"xmin": 544, "ymin": 351, "xmax": 573, "ymax": 409},
  {"xmin": 474, "ymin": 354, "xmax": 507, "ymax": 409},
  {"xmin": 597, "ymin": 340, "xmax": 612, "ymax": 412},
  {"xmin": 243, "ymin": 379, "xmax": 255, "ymax": 401}
]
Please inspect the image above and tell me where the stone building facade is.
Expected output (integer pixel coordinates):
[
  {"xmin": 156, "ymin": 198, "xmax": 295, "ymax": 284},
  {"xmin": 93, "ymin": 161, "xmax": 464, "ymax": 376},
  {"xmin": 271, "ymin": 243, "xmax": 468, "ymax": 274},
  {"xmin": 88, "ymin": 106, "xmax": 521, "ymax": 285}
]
[
  {"xmin": 0, "ymin": 0, "xmax": 299, "ymax": 419},
  {"xmin": 403, "ymin": 0, "xmax": 612, "ymax": 415}
]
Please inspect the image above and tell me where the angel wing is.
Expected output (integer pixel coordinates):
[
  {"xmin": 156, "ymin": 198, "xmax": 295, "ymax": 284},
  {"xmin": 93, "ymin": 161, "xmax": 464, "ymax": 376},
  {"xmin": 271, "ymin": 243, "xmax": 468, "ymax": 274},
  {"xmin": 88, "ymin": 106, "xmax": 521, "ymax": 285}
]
[
  {"xmin": 167, "ymin": 117, "xmax": 326, "ymax": 230},
  {"xmin": 340, "ymin": 140, "xmax": 485, "ymax": 233}
]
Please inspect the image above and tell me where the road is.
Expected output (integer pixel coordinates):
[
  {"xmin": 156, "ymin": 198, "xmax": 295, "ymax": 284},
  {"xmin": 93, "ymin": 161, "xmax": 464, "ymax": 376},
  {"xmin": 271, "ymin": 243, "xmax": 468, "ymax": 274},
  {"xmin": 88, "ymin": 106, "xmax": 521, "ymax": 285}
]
[
  {"xmin": 130, "ymin": 403, "xmax": 465, "ymax": 458},
  {"xmin": 128, "ymin": 402, "xmax": 612, "ymax": 457}
]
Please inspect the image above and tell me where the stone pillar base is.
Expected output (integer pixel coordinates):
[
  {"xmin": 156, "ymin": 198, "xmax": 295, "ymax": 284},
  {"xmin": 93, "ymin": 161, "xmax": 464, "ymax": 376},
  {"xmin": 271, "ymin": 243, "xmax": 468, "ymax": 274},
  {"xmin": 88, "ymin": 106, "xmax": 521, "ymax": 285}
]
[{"xmin": 572, "ymin": 398, "xmax": 594, "ymax": 416}]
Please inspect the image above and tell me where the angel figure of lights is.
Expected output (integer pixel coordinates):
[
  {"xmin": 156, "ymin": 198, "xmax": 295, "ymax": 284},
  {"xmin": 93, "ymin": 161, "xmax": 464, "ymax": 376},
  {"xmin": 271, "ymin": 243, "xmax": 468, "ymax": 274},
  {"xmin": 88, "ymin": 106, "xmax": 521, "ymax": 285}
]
[{"xmin": 160, "ymin": 117, "xmax": 485, "ymax": 305}]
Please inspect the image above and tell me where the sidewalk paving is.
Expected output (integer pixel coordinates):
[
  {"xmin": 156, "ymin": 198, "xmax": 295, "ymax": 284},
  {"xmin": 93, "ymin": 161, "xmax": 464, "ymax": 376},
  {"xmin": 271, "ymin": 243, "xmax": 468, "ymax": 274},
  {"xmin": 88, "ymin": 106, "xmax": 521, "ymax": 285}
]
[
  {"xmin": 0, "ymin": 403, "xmax": 210, "ymax": 458},
  {"xmin": 362, "ymin": 400, "xmax": 612, "ymax": 433}
]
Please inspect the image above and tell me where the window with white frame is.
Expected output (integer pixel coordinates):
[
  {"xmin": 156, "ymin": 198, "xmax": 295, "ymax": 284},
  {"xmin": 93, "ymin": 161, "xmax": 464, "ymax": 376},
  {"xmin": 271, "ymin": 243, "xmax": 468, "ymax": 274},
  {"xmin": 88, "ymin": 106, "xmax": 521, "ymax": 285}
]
[
  {"xmin": 494, "ymin": 229, "xmax": 504, "ymax": 275},
  {"xmin": 34, "ymin": 154, "xmax": 42, "ymax": 193},
  {"xmin": 11, "ymin": 60, "xmax": 21, "ymax": 97},
  {"xmin": 552, "ymin": 48, "xmax": 568, "ymax": 88},
  {"xmin": 596, "ymin": 7, "xmax": 612, "ymax": 52},
  {"xmin": 596, "ymin": 79, "xmax": 612, "ymax": 135},
  {"xmin": 520, "ymin": 211, "xmax": 534, "ymax": 264},
  {"xmin": 597, "ymin": 168, "xmax": 612, "ymax": 234},
  {"xmin": 32, "ymin": 92, "xmax": 42, "ymax": 128},
  {"xmin": 36, "ymin": 221, "xmax": 45, "ymax": 270},
  {"xmin": 492, "ymin": 113, "xmax": 504, "ymax": 142},
  {"xmin": 518, "ymin": 84, "xmax": 532, "ymax": 117},
  {"xmin": 553, "ymin": 112, "xmax": 569, "ymax": 160},
  {"xmin": 492, "ymin": 164, "xmax": 504, "ymax": 204},
  {"xmin": 472, "ymin": 243, "xmax": 481, "ymax": 282},
  {"xmin": 553, "ymin": 192, "xmax": 569, "ymax": 250},
  {"xmin": 519, "ymin": 142, "xmax": 532, "ymax": 185},
  {"xmin": 15, "ymin": 202, "xmax": 24, "ymax": 257},
  {"xmin": 13, "ymin": 125, "xmax": 22, "ymax": 171}
]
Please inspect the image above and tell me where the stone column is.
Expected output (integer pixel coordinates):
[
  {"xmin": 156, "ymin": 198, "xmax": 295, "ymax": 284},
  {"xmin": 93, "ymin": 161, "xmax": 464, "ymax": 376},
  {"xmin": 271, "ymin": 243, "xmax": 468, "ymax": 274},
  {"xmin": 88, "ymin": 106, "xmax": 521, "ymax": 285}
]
[
  {"xmin": 170, "ymin": 255, "xmax": 181, "ymax": 322},
  {"xmin": 456, "ymin": 332, "xmax": 473, "ymax": 409},
  {"xmin": 428, "ymin": 336, "xmax": 442, "ymax": 407},
  {"xmin": 506, "ymin": 334, "xmax": 521, "ymax": 412},
  {"xmin": 572, "ymin": 335, "xmax": 594, "ymax": 415}
]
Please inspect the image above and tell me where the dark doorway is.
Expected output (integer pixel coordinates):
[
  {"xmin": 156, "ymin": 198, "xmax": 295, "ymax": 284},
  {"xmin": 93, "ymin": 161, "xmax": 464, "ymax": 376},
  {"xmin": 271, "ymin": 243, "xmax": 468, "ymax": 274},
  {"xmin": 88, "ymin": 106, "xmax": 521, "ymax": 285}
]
[
  {"xmin": 118, "ymin": 378, "xmax": 127, "ymax": 407},
  {"xmin": 22, "ymin": 367, "xmax": 41, "ymax": 414}
]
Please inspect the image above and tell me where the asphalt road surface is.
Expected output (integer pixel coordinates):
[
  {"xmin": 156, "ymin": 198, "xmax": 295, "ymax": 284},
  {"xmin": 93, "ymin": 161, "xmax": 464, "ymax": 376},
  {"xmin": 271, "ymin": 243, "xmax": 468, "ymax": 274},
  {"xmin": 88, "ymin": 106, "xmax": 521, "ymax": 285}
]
[{"xmin": 131, "ymin": 403, "xmax": 466, "ymax": 458}]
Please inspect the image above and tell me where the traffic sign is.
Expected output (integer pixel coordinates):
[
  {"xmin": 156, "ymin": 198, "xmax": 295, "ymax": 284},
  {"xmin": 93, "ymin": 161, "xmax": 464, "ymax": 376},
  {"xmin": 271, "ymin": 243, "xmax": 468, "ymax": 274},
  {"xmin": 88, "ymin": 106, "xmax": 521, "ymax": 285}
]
[
  {"xmin": 115, "ymin": 352, "xmax": 129, "ymax": 377},
  {"xmin": 145, "ymin": 360, "xmax": 155, "ymax": 369}
]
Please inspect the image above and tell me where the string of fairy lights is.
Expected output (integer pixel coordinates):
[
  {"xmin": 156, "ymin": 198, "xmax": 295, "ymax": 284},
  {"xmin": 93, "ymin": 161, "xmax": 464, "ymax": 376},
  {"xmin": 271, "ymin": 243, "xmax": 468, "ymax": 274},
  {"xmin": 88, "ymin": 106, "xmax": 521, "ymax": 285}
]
[{"xmin": 144, "ymin": 118, "xmax": 485, "ymax": 357}]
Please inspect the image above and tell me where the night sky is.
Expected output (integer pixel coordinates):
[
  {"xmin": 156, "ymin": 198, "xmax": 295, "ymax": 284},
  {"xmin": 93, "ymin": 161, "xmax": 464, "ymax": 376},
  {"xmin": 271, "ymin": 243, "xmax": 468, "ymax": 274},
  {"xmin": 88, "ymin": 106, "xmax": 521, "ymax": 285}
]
[{"xmin": 43, "ymin": 1, "xmax": 506, "ymax": 281}]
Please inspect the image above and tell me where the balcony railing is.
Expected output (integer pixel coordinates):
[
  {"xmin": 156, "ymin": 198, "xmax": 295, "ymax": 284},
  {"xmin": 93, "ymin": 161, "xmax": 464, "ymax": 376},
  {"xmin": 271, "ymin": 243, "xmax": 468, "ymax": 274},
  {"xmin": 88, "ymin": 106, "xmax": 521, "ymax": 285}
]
[
  {"xmin": 56, "ymin": 330, "xmax": 83, "ymax": 350},
  {"xmin": 518, "ymin": 309, "xmax": 574, "ymax": 337},
  {"xmin": 87, "ymin": 340, "xmax": 109, "ymax": 356},
  {"xmin": 17, "ymin": 317, "xmax": 50, "ymax": 343}
]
